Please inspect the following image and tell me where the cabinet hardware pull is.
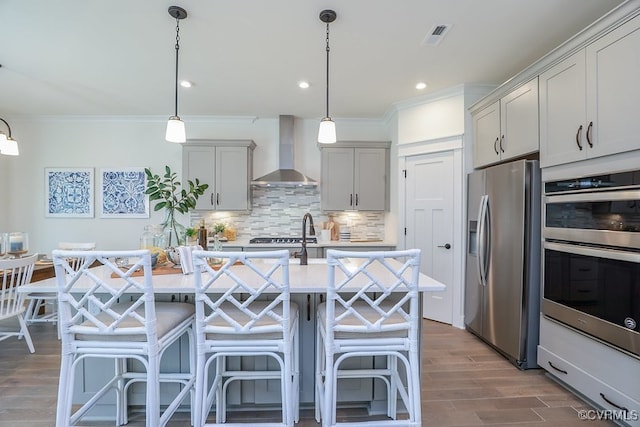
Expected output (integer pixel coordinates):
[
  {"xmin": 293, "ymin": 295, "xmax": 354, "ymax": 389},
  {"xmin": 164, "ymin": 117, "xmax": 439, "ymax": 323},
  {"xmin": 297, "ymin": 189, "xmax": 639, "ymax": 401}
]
[
  {"xmin": 600, "ymin": 393, "xmax": 629, "ymax": 412},
  {"xmin": 306, "ymin": 294, "xmax": 311, "ymax": 321},
  {"xmin": 586, "ymin": 121, "xmax": 593, "ymax": 148},
  {"xmin": 210, "ymin": 193, "xmax": 214, "ymax": 205},
  {"xmin": 184, "ymin": 295, "xmax": 189, "ymax": 302},
  {"xmin": 548, "ymin": 361, "xmax": 568, "ymax": 375},
  {"xmin": 355, "ymin": 194, "xmax": 359, "ymax": 206},
  {"xmin": 575, "ymin": 125, "xmax": 583, "ymax": 150},
  {"xmin": 350, "ymin": 194, "xmax": 353, "ymax": 206},
  {"xmin": 494, "ymin": 137, "xmax": 499, "ymax": 155},
  {"xmin": 437, "ymin": 243, "xmax": 451, "ymax": 249},
  {"xmin": 216, "ymin": 193, "xmax": 220, "ymax": 205},
  {"xmin": 499, "ymin": 135, "xmax": 505, "ymax": 153}
]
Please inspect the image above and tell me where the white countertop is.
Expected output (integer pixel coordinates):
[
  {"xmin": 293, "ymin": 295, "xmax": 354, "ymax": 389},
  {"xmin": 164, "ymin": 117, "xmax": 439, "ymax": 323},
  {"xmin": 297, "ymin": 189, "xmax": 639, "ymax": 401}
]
[{"xmin": 20, "ymin": 258, "xmax": 445, "ymax": 294}]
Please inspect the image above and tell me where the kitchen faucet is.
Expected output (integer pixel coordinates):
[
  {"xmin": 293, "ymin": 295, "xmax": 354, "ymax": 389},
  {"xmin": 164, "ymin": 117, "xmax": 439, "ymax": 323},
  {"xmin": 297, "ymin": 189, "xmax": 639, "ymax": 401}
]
[{"xmin": 294, "ymin": 213, "xmax": 315, "ymax": 265}]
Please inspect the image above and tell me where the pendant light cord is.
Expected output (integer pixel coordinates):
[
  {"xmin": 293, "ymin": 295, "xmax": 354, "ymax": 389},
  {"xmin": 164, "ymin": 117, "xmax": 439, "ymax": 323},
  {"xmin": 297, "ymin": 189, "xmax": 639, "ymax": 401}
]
[
  {"xmin": 325, "ymin": 22, "xmax": 331, "ymax": 118},
  {"xmin": 174, "ymin": 18, "xmax": 181, "ymax": 117}
]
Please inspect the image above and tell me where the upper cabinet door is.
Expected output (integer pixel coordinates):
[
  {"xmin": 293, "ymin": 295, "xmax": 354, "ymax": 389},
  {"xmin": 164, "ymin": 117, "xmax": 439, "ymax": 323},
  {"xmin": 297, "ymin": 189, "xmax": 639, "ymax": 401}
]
[
  {"xmin": 215, "ymin": 146, "xmax": 251, "ymax": 211},
  {"xmin": 354, "ymin": 149, "xmax": 387, "ymax": 211},
  {"xmin": 586, "ymin": 14, "xmax": 640, "ymax": 160},
  {"xmin": 321, "ymin": 147, "xmax": 354, "ymax": 211},
  {"xmin": 473, "ymin": 100, "xmax": 501, "ymax": 168},
  {"xmin": 539, "ymin": 50, "xmax": 587, "ymax": 167},
  {"xmin": 500, "ymin": 77, "xmax": 539, "ymax": 160},
  {"xmin": 183, "ymin": 146, "xmax": 216, "ymax": 210}
]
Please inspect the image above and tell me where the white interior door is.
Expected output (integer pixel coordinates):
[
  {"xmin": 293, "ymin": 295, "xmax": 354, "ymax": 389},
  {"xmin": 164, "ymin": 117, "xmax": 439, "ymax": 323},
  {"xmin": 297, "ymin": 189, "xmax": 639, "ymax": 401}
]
[{"xmin": 405, "ymin": 151, "xmax": 455, "ymax": 324}]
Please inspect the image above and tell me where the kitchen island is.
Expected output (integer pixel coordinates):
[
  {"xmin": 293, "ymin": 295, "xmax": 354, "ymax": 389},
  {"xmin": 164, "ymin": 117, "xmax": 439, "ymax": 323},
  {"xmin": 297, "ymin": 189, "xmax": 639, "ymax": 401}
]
[{"xmin": 21, "ymin": 258, "xmax": 445, "ymax": 419}]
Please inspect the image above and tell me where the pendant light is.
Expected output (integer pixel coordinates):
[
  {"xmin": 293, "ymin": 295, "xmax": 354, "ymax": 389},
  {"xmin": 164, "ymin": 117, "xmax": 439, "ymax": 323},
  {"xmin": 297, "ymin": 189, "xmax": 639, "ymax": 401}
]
[
  {"xmin": 0, "ymin": 117, "xmax": 19, "ymax": 156},
  {"xmin": 318, "ymin": 9, "xmax": 337, "ymax": 144},
  {"xmin": 166, "ymin": 6, "xmax": 188, "ymax": 143}
]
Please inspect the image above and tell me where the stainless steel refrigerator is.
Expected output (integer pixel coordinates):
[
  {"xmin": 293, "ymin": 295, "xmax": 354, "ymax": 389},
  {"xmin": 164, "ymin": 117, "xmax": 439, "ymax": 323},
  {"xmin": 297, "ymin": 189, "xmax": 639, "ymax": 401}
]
[{"xmin": 464, "ymin": 159, "xmax": 541, "ymax": 369}]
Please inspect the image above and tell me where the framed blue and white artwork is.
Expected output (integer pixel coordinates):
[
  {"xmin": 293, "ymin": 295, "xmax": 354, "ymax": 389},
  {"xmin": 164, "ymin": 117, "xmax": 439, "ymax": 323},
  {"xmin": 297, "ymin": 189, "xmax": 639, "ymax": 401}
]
[
  {"xmin": 99, "ymin": 167, "xmax": 149, "ymax": 218},
  {"xmin": 45, "ymin": 168, "xmax": 94, "ymax": 218}
]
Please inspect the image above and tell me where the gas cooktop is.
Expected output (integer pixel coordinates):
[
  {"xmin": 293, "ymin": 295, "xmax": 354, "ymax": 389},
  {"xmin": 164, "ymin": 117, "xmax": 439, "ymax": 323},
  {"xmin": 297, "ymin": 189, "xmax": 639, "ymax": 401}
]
[{"xmin": 249, "ymin": 237, "xmax": 317, "ymax": 244}]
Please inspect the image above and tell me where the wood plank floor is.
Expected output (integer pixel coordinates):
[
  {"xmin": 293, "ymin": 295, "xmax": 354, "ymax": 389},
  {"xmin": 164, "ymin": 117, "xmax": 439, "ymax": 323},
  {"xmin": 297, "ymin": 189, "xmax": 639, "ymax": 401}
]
[{"xmin": 0, "ymin": 318, "xmax": 614, "ymax": 426}]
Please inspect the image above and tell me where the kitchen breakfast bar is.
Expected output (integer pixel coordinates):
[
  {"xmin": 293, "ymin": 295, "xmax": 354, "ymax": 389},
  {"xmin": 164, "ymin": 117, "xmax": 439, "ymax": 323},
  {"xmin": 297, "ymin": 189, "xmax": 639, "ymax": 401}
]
[{"xmin": 19, "ymin": 257, "xmax": 446, "ymax": 420}]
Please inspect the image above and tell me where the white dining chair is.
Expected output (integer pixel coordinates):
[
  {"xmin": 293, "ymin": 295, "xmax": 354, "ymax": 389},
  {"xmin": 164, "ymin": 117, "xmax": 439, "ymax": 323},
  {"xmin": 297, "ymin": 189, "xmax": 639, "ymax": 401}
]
[
  {"xmin": 191, "ymin": 249, "xmax": 299, "ymax": 427},
  {"xmin": 52, "ymin": 249, "xmax": 195, "ymax": 427},
  {"xmin": 25, "ymin": 242, "xmax": 96, "ymax": 335},
  {"xmin": 0, "ymin": 254, "xmax": 37, "ymax": 353},
  {"xmin": 315, "ymin": 249, "xmax": 422, "ymax": 427}
]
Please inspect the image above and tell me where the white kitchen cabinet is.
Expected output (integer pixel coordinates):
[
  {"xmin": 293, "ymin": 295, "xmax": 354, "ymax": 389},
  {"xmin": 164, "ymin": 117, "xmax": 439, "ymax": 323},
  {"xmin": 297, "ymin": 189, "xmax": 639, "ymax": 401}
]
[
  {"xmin": 473, "ymin": 78, "xmax": 539, "ymax": 168},
  {"xmin": 538, "ymin": 316, "xmax": 640, "ymax": 426},
  {"xmin": 540, "ymin": 14, "xmax": 640, "ymax": 167},
  {"xmin": 243, "ymin": 246, "xmax": 322, "ymax": 259},
  {"xmin": 321, "ymin": 245, "xmax": 395, "ymax": 257},
  {"xmin": 182, "ymin": 140, "xmax": 256, "ymax": 211},
  {"xmin": 320, "ymin": 141, "xmax": 390, "ymax": 211}
]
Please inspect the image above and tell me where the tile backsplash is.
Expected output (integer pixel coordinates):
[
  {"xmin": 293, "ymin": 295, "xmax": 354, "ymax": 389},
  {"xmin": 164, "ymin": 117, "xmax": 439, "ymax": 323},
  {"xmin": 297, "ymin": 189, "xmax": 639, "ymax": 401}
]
[{"xmin": 190, "ymin": 186, "xmax": 385, "ymax": 240}]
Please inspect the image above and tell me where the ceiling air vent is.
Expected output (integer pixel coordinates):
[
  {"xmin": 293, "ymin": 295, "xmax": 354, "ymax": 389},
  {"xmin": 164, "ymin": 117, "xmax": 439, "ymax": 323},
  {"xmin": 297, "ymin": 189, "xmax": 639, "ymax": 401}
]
[{"xmin": 422, "ymin": 24, "xmax": 451, "ymax": 46}]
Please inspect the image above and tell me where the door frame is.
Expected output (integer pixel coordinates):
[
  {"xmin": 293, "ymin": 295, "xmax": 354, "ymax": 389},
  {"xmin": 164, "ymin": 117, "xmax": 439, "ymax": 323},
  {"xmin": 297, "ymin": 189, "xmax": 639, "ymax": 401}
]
[{"xmin": 398, "ymin": 135, "xmax": 466, "ymax": 329}]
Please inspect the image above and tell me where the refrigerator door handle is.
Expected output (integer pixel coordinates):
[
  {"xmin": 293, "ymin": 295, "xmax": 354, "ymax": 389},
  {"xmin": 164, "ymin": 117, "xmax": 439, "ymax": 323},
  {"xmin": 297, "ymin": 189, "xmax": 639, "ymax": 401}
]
[{"xmin": 477, "ymin": 195, "xmax": 489, "ymax": 286}]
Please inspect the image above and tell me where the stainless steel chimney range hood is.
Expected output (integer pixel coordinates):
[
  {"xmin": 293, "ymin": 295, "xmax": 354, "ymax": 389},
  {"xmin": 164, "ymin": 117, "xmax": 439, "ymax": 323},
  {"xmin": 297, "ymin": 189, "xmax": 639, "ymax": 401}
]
[{"xmin": 252, "ymin": 115, "xmax": 317, "ymax": 187}]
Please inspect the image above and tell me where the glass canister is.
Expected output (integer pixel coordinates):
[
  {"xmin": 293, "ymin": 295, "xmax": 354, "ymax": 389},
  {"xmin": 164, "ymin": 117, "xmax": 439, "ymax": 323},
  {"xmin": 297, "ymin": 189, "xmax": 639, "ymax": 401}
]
[
  {"xmin": 152, "ymin": 225, "xmax": 167, "ymax": 248},
  {"xmin": 140, "ymin": 225, "xmax": 155, "ymax": 249},
  {"xmin": 210, "ymin": 235, "xmax": 223, "ymax": 265},
  {"xmin": 8, "ymin": 232, "xmax": 29, "ymax": 257}
]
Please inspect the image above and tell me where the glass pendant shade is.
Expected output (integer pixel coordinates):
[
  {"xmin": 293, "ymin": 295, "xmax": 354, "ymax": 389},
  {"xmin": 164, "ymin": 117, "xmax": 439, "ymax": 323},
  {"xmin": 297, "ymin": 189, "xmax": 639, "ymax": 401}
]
[
  {"xmin": 165, "ymin": 116, "xmax": 186, "ymax": 143},
  {"xmin": 0, "ymin": 134, "xmax": 19, "ymax": 156},
  {"xmin": 318, "ymin": 117, "xmax": 336, "ymax": 144}
]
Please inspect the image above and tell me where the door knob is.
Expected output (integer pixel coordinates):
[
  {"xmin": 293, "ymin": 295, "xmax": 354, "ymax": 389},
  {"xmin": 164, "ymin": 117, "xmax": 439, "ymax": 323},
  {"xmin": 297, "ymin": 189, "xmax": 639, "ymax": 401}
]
[{"xmin": 437, "ymin": 243, "xmax": 451, "ymax": 249}]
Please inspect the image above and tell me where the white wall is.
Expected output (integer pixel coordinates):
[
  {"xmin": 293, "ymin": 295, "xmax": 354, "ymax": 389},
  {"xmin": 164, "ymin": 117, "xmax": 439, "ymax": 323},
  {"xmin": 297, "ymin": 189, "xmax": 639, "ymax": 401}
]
[
  {"xmin": 4, "ymin": 115, "xmax": 389, "ymax": 254},
  {"xmin": 396, "ymin": 86, "xmax": 465, "ymax": 145},
  {"xmin": 391, "ymin": 84, "xmax": 493, "ymax": 329}
]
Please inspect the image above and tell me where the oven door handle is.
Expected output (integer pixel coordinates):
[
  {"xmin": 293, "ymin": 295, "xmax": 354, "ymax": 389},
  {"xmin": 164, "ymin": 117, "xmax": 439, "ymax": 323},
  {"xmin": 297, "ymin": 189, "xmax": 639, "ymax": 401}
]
[
  {"xmin": 545, "ymin": 188, "xmax": 640, "ymax": 203},
  {"xmin": 545, "ymin": 241, "xmax": 640, "ymax": 263},
  {"xmin": 477, "ymin": 195, "xmax": 490, "ymax": 286}
]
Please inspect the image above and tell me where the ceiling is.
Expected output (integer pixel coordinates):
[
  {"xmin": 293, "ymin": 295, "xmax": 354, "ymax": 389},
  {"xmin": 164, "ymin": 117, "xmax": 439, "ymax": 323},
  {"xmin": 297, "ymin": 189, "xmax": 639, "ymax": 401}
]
[{"xmin": 0, "ymin": 0, "xmax": 625, "ymax": 120}]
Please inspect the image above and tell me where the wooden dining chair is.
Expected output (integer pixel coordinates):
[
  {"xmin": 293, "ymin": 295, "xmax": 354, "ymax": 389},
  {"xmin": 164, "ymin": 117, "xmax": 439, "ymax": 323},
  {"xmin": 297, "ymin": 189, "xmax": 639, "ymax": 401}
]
[
  {"xmin": 0, "ymin": 254, "xmax": 37, "ymax": 353},
  {"xmin": 191, "ymin": 249, "xmax": 299, "ymax": 427},
  {"xmin": 315, "ymin": 249, "xmax": 422, "ymax": 427},
  {"xmin": 52, "ymin": 249, "xmax": 195, "ymax": 427}
]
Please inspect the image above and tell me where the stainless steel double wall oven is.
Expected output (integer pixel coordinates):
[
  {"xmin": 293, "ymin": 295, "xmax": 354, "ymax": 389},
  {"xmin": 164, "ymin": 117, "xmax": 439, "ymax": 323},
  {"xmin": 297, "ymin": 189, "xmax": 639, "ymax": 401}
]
[{"xmin": 543, "ymin": 169, "xmax": 640, "ymax": 357}]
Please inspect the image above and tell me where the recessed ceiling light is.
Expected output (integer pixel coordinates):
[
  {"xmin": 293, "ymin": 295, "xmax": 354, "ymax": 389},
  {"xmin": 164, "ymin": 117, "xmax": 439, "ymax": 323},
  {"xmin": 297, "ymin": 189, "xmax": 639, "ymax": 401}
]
[
  {"xmin": 180, "ymin": 80, "xmax": 193, "ymax": 88},
  {"xmin": 415, "ymin": 82, "xmax": 427, "ymax": 90},
  {"xmin": 298, "ymin": 81, "xmax": 310, "ymax": 89}
]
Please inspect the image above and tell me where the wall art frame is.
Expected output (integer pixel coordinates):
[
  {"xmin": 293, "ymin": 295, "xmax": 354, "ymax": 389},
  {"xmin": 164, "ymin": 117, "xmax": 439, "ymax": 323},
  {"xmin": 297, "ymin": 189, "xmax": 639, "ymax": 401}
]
[
  {"xmin": 99, "ymin": 167, "xmax": 149, "ymax": 218},
  {"xmin": 45, "ymin": 167, "xmax": 95, "ymax": 218}
]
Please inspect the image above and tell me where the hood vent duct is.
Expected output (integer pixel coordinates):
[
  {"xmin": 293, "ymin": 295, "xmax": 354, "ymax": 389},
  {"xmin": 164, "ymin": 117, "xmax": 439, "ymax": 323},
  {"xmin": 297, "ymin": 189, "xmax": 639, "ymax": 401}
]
[{"xmin": 252, "ymin": 115, "xmax": 317, "ymax": 187}]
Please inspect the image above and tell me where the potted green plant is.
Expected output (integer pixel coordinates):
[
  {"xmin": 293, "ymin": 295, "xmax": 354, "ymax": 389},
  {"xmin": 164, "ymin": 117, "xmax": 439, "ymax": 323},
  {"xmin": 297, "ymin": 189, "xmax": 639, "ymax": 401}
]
[
  {"xmin": 213, "ymin": 222, "xmax": 226, "ymax": 237},
  {"xmin": 185, "ymin": 227, "xmax": 198, "ymax": 245},
  {"xmin": 144, "ymin": 166, "xmax": 208, "ymax": 248}
]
